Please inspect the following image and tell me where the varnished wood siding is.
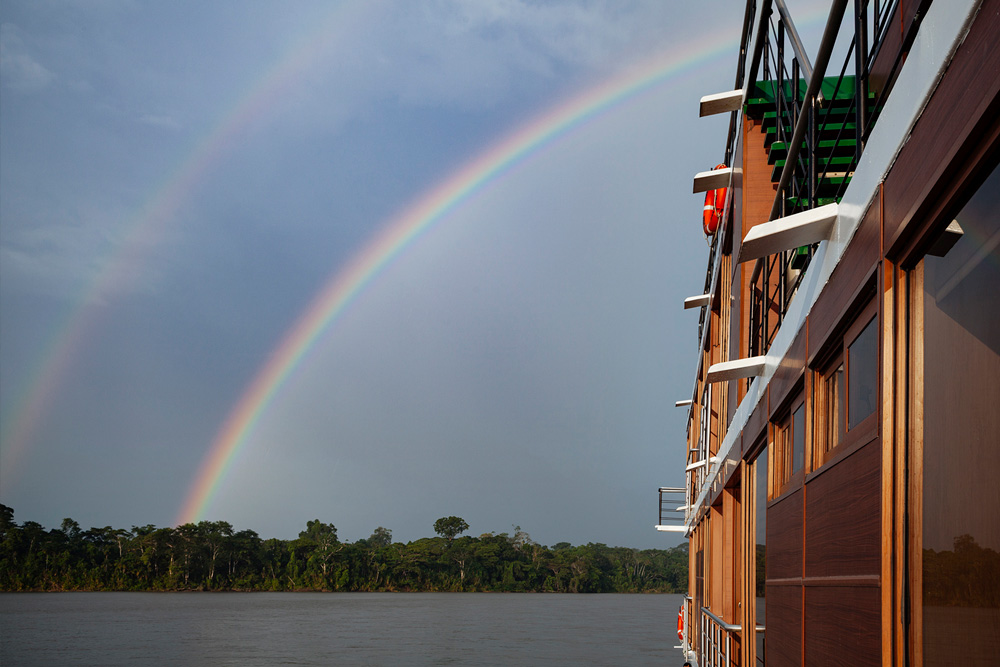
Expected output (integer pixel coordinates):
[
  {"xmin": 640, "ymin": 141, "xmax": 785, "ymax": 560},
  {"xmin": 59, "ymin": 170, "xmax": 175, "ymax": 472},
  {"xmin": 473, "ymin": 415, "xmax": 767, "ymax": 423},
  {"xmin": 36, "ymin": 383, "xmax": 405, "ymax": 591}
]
[
  {"xmin": 883, "ymin": 0, "xmax": 1000, "ymax": 259},
  {"xmin": 769, "ymin": 327, "xmax": 806, "ymax": 419},
  {"xmin": 766, "ymin": 584, "xmax": 803, "ymax": 667},
  {"xmin": 805, "ymin": 441, "xmax": 881, "ymax": 578},
  {"xmin": 766, "ymin": 488, "xmax": 803, "ymax": 580},
  {"xmin": 807, "ymin": 195, "xmax": 880, "ymax": 365},
  {"xmin": 868, "ymin": 1, "xmax": 903, "ymax": 100},
  {"xmin": 804, "ymin": 586, "xmax": 881, "ymax": 666}
]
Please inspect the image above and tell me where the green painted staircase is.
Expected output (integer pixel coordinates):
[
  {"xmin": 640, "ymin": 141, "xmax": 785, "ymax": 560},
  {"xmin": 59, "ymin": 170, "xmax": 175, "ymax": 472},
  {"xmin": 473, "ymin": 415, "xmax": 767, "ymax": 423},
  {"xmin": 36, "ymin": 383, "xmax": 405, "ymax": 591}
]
[{"xmin": 746, "ymin": 76, "xmax": 875, "ymax": 210}]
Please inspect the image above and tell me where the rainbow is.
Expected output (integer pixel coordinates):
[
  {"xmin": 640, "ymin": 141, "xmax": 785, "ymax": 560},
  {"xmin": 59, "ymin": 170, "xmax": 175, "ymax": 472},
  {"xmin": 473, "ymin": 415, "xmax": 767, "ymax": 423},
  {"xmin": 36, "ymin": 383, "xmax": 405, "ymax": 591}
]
[
  {"xmin": 0, "ymin": 3, "xmax": 373, "ymax": 488},
  {"xmin": 174, "ymin": 31, "xmax": 742, "ymax": 525}
]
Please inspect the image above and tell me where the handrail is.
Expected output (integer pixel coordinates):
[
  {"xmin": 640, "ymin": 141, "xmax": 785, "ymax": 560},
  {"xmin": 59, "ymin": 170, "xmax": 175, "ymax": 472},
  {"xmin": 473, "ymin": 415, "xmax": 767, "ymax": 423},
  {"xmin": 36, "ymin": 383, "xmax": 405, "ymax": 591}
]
[
  {"xmin": 768, "ymin": 0, "xmax": 848, "ymax": 221},
  {"xmin": 773, "ymin": 0, "xmax": 813, "ymax": 82},
  {"xmin": 701, "ymin": 607, "xmax": 741, "ymax": 632}
]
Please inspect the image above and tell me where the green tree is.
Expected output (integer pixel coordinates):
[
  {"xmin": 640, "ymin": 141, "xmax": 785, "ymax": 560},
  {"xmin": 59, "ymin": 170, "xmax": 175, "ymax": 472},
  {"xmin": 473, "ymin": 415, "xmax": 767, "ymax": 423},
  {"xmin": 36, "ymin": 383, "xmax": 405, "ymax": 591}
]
[
  {"xmin": 368, "ymin": 527, "xmax": 392, "ymax": 548},
  {"xmin": 433, "ymin": 516, "xmax": 469, "ymax": 542}
]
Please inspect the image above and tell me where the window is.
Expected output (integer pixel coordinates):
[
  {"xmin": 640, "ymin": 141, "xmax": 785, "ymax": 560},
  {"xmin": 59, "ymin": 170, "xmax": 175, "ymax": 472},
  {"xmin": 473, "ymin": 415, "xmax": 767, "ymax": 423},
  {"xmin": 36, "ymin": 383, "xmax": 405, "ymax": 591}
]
[
  {"xmin": 847, "ymin": 318, "xmax": 877, "ymax": 429},
  {"xmin": 814, "ymin": 300, "xmax": 878, "ymax": 466},
  {"xmin": 772, "ymin": 393, "xmax": 805, "ymax": 494}
]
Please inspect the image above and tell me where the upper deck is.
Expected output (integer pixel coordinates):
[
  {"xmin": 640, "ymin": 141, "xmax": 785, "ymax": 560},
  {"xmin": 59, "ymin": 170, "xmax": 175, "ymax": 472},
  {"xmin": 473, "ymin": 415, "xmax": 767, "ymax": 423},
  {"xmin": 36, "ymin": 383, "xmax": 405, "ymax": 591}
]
[{"xmin": 662, "ymin": 1, "xmax": 1000, "ymax": 664}]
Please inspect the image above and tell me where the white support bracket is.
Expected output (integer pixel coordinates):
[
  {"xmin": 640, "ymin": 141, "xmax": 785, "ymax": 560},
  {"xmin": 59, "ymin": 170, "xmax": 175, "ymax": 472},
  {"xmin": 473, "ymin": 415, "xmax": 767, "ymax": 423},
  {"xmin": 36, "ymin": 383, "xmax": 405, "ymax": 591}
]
[
  {"xmin": 685, "ymin": 457, "xmax": 719, "ymax": 472},
  {"xmin": 693, "ymin": 167, "xmax": 733, "ymax": 194},
  {"xmin": 737, "ymin": 203, "xmax": 839, "ymax": 264},
  {"xmin": 699, "ymin": 89, "xmax": 743, "ymax": 117},
  {"xmin": 684, "ymin": 294, "xmax": 712, "ymax": 310},
  {"xmin": 706, "ymin": 356, "xmax": 767, "ymax": 383}
]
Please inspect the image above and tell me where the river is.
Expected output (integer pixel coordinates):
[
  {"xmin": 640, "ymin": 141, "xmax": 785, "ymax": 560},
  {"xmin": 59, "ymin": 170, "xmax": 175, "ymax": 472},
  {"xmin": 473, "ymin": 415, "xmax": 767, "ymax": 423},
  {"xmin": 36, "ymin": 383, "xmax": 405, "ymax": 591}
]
[{"xmin": 0, "ymin": 592, "xmax": 686, "ymax": 665}]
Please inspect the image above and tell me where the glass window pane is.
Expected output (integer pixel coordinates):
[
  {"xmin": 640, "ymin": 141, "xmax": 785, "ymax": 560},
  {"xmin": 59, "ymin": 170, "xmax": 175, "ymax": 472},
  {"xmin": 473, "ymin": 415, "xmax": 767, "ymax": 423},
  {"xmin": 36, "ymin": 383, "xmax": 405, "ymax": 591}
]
[
  {"xmin": 754, "ymin": 446, "xmax": 767, "ymax": 664},
  {"xmin": 837, "ymin": 364, "xmax": 846, "ymax": 442},
  {"xmin": 825, "ymin": 364, "xmax": 844, "ymax": 452},
  {"xmin": 848, "ymin": 318, "xmax": 877, "ymax": 429},
  {"xmin": 792, "ymin": 404, "xmax": 804, "ymax": 473},
  {"xmin": 919, "ymin": 162, "xmax": 1000, "ymax": 662}
]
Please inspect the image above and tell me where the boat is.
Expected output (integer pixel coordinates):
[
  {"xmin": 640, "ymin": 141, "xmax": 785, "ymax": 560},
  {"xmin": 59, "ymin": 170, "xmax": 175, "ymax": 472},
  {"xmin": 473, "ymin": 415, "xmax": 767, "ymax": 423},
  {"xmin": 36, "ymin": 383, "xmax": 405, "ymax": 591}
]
[{"xmin": 657, "ymin": 0, "xmax": 1000, "ymax": 664}]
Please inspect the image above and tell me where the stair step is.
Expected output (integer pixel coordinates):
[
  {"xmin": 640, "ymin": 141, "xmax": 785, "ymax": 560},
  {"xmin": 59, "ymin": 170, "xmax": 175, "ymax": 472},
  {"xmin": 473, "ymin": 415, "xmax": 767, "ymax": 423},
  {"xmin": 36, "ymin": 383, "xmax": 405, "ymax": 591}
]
[
  {"xmin": 767, "ymin": 138, "xmax": 858, "ymax": 165},
  {"xmin": 771, "ymin": 155, "xmax": 855, "ymax": 182}
]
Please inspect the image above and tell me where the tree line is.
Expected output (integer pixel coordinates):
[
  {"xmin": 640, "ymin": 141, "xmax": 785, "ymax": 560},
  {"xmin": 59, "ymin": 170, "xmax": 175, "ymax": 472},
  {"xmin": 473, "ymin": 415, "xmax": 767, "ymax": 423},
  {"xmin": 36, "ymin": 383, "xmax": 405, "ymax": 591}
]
[{"xmin": 0, "ymin": 505, "xmax": 688, "ymax": 593}]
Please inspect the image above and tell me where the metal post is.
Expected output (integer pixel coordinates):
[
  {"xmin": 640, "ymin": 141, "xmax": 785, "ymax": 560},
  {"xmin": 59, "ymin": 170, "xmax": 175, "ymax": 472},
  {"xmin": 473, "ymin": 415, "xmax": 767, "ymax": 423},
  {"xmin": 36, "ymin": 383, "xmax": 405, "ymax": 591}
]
[
  {"xmin": 808, "ymin": 97, "xmax": 816, "ymax": 209},
  {"xmin": 854, "ymin": 0, "xmax": 869, "ymax": 156},
  {"xmin": 769, "ymin": 0, "xmax": 849, "ymax": 221}
]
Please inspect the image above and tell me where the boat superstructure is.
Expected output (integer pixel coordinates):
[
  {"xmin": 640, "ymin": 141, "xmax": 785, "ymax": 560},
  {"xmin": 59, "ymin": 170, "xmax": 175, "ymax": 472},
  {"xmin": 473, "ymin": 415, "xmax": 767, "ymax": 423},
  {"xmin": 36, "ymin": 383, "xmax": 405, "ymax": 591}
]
[{"xmin": 659, "ymin": 1, "xmax": 999, "ymax": 664}]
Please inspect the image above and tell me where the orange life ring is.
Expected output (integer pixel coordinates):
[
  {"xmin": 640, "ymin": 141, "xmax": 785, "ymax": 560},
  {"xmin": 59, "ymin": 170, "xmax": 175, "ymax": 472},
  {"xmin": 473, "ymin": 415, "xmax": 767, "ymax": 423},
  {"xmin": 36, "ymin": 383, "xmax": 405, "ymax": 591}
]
[
  {"xmin": 677, "ymin": 605, "xmax": 684, "ymax": 642},
  {"xmin": 702, "ymin": 163, "xmax": 728, "ymax": 236}
]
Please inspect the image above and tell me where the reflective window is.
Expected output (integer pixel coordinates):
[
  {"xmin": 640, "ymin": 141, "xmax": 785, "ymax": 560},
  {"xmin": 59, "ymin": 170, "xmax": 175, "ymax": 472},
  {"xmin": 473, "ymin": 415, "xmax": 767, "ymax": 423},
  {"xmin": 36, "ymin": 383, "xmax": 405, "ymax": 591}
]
[
  {"xmin": 916, "ymin": 162, "xmax": 999, "ymax": 663},
  {"xmin": 824, "ymin": 363, "xmax": 845, "ymax": 452},
  {"xmin": 848, "ymin": 318, "xmax": 877, "ymax": 429},
  {"xmin": 791, "ymin": 403, "xmax": 805, "ymax": 473},
  {"xmin": 753, "ymin": 445, "xmax": 767, "ymax": 665}
]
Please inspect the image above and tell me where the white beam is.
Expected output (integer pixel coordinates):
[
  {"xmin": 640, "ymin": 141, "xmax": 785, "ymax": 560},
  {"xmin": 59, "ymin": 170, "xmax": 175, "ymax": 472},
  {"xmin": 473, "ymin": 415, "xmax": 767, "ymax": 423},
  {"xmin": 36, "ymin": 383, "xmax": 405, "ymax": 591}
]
[
  {"xmin": 684, "ymin": 294, "xmax": 712, "ymax": 309},
  {"xmin": 706, "ymin": 356, "xmax": 767, "ymax": 383},
  {"xmin": 699, "ymin": 89, "xmax": 743, "ymax": 117},
  {"xmin": 655, "ymin": 525, "xmax": 688, "ymax": 533},
  {"xmin": 674, "ymin": 399, "xmax": 693, "ymax": 408},
  {"xmin": 737, "ymin": 203, "xmax": 838, "ymax": 264},
  {"xmin": 693, "ymin": 167, "xmax": 733, "ymax": 194},
  {"xmin": 685, "ymin": 457, "xmax": 718, "ymax": 472}
]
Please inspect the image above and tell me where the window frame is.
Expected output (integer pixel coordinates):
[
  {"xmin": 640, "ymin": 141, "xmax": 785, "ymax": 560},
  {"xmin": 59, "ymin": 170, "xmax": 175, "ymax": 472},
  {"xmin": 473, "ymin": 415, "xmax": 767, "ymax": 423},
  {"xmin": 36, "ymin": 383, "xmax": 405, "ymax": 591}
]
[
  {"xmin": 812, "ymin": 298, "xmax": 879, "ymax": 470},
  {"xmin": 770, "ymin": 388, "xmax": 805, "ymax": 499}
]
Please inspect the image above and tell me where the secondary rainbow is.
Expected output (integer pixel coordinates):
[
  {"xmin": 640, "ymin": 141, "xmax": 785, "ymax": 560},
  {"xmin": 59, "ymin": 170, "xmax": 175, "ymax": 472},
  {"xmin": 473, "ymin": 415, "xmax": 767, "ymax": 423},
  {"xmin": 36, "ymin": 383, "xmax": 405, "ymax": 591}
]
[
  {"xmin": 0, "ymin": 3, "xmax": 371, "ymax": 488},
  {"xmin": 175, "ymin": 30, "xmax": 742, "ymax": 525}
]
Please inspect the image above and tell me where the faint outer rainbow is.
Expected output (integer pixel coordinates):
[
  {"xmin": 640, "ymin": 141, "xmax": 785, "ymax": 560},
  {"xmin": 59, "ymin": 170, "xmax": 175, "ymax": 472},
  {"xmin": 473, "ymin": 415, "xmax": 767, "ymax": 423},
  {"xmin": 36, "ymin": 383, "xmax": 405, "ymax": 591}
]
[
  {"xmin": 175, "ymin": 30, "xmax": 740, "ymax": 525},
  {"xmin": 0, "ymin": 3, "xmax": 371, "ymax": 488}
]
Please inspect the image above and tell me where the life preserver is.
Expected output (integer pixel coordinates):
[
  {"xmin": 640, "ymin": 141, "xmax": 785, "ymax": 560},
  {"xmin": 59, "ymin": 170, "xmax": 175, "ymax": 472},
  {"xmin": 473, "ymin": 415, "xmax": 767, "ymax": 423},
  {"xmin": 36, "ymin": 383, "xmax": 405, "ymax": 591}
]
[
  {"xmin": 702, "ymin": 163, "xmax": 728, "ymax": 236},
  {"xmin": 677, "ymin": 605, "xmax": 684, "ymax": 642}
]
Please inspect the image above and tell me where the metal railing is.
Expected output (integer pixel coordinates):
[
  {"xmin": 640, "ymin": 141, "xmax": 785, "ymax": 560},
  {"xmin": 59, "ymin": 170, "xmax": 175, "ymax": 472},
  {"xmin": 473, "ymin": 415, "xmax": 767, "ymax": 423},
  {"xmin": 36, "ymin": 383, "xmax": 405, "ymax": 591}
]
[
  {"xmin": 747, "ymin": 243, "xmax": 814, "ymax": 357},
  {"xmin": 740, "ymin": 0, "xmax": 902, "ymax": 357},
  {"xmin": 658, "ymin": 487, "xmax": 688, "ymax": 531},
  {"xmin": 701, "ymin": 607, "xmax": 741, "ymax": 667}
]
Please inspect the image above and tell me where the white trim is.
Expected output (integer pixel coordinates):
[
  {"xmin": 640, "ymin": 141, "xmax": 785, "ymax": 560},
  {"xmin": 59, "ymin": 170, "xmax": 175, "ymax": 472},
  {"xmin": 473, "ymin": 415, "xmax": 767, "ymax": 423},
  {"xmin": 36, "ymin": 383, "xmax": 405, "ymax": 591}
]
[
  {"xmin": 684, "ymin": 294, "xmax": 712, "ymax": 309},
  {"xmin": 706, "ymin": 356, "xmax": 767, "ymax": 383},
  {"xmin": 655, "ymin": 525, "xmax": 688, "ymax": 533},
  {"xmin": 686, "ymin": 457, "xmax": 718, "ymax": 472},
  {"xmin": 693, "ymin": 167, "xmax": 734, "ymax": 193},
  {"xmin": 675, "ymin": 399, "xmax": 693, "ymax": 407},
  {"xmin": 700, "ymin": 89, "xmax": 743, "ymax": 117},
  {"xmin": 736, "ymin": 203, "xmax": 839, "ymax": 264}
]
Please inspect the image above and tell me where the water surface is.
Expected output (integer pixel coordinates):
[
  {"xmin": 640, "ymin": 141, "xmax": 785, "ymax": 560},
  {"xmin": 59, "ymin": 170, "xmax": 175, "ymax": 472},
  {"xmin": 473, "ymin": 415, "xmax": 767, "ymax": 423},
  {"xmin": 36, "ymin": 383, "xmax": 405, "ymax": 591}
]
[{"xmin": 1, "ymin": 592, "xmax": 686, "ymax": 665}]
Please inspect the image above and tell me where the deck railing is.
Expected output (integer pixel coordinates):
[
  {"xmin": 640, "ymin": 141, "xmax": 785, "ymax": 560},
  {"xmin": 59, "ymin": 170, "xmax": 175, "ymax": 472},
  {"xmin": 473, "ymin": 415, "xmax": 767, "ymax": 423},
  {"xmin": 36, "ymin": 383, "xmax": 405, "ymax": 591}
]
[
  {"xmin": 700, "ymin": 607, "xmax": 741, "ymax": 667},
  {"xmin": 657, "ymin": 487, "xmax": 687, "ymax": 532},
  {"xmin": 741, "ymin": 0, "xmax": 903, "ymax": 357}
]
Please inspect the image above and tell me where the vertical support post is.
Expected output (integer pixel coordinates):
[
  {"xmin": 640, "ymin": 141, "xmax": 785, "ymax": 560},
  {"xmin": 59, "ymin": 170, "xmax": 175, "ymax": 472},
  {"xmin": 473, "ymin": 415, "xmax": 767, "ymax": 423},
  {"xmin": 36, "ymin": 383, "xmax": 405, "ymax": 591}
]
[
  {"xmin": 854, "ymin": 0, "xmax": 870, "ymax": 157},
  {"xmin": 791, "ymin": 58, "xmax": 799, "ymax": 148},
  {"xmin": 808, "ymin": 97, "xmax": 817, "ymax": 209}
]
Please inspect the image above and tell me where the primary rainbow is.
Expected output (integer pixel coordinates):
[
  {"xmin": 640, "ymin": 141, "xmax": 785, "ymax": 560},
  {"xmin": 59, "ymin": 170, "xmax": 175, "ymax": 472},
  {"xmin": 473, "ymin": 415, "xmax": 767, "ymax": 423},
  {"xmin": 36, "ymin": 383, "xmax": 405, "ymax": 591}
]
[{"xmin": 174, "ymin": 30, "xmax": 742, "ymax": 526}]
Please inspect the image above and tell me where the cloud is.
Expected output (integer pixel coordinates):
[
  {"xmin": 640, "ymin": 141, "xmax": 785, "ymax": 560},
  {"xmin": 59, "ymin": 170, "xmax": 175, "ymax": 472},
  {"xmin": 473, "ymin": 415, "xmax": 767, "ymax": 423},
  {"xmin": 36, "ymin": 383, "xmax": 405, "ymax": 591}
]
[{"xmin": 0, "ymin": 23, "xmax": 55, "ymax": 92}]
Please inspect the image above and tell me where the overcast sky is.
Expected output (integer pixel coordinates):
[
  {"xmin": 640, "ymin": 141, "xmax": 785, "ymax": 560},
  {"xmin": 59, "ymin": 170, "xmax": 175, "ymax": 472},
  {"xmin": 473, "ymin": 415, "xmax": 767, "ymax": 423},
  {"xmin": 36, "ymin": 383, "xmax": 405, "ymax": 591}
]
[{"xmin": 1, "ymin": 0, "xmax": 828, "ymax": 549}]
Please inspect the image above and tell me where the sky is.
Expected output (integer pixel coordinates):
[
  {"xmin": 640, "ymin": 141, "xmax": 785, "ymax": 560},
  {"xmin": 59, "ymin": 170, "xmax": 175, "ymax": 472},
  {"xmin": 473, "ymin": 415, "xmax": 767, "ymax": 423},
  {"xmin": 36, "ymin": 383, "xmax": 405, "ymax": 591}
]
[{"xmin": 1, "ymin": 0, "xmax": 829, "ymax": 549}]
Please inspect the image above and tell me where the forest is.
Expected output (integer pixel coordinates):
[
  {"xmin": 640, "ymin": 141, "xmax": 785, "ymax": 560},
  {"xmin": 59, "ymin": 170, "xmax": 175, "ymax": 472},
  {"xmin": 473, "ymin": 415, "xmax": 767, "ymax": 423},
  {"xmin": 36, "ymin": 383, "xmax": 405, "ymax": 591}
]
[{"xmin": 0, "ymin": 505, "xmax": 688, "ymax": 593}]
